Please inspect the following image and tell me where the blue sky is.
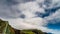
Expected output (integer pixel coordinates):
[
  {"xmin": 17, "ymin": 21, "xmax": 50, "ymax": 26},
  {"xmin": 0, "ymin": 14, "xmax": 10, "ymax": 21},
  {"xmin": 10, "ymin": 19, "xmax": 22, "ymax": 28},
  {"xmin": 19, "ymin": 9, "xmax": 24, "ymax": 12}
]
[
  {"xmin": 46, "ymin": 17, "xmax": 60, "ymax": 30},
  {"xmin": 47, "ymin": 23, "xmax": 60, "ymax": 30},
  {"xmin": 0, "ymin": 0, "xmax": 60, "ymax": 34}
]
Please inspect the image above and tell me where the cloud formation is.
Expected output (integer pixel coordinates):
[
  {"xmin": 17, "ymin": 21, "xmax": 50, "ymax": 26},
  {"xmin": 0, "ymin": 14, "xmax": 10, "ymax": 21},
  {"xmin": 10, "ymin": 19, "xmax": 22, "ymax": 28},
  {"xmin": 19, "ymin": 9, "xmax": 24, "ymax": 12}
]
[{"xmin": 0, "ymin": 0, "xmax": 60, "ymax": 34}]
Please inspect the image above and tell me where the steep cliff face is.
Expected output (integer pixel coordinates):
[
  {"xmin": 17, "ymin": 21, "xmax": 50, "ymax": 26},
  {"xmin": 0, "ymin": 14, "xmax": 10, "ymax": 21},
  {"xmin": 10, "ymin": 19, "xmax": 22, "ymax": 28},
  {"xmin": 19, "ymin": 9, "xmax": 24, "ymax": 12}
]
[{"xmin": 0, "ymin": 19, "xmax": 45, "ymax": 34}]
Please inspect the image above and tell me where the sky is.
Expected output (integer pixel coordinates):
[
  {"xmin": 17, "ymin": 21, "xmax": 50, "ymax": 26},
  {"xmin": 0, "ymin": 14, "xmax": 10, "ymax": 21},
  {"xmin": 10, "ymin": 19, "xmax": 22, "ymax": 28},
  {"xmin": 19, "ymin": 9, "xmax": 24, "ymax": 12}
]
[{"xmin": 0, "ymin": 0, "xmax": 60, "ymax": 34}]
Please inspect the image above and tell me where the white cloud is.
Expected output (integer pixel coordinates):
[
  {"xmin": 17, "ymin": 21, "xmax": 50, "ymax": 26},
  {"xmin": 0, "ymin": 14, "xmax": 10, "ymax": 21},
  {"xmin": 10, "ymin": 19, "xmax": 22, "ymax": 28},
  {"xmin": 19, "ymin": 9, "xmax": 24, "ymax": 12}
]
[
  {"xmin": 43, "ymin": 29, "xmax": 60, "ymax": 34},
  {"xmin": 17, "ymin": 2, "xmax": 45, "ymax": 18},
  {"xmin": 4, "ymin": 17, "xmax": 46, "ymax": 30}
]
